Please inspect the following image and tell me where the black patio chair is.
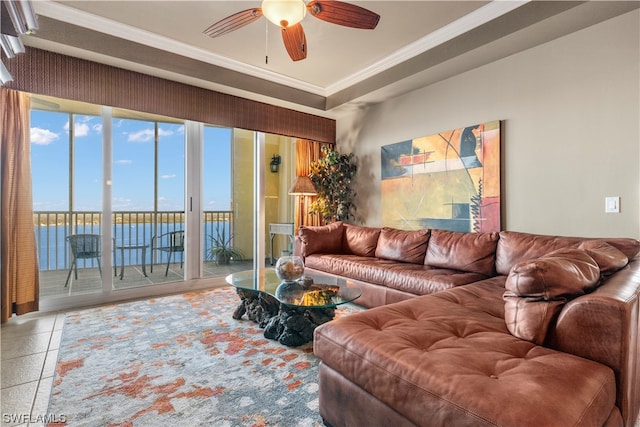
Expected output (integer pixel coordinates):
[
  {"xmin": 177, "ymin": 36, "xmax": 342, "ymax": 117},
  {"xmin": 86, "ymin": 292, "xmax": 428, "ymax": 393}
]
[
  {"xmin": 65, "ymin": 234, "xmax": 102, "ymax": 287},
  {"xmin": 151, "ymin": 230, "xmax": 184, "ymax": 276}
]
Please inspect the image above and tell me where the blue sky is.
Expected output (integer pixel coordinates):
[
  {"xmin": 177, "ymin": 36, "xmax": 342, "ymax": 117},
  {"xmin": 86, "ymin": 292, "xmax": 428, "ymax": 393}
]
[{"xmin": 30, "ymin": 109, "xmax": 232, "ymax": 212}]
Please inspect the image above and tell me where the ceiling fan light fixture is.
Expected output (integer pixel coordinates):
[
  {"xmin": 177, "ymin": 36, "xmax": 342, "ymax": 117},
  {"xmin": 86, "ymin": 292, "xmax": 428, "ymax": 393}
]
[{"xmin": 261, "ymin": 0, "xmax": 306, "ymax": 28}]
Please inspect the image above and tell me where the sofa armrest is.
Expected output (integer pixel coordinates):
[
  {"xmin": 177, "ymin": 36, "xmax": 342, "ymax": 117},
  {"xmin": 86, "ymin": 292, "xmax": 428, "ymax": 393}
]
[{"xmin": 547, "ymin": 257, "xmax": 640, "ymax": 426}]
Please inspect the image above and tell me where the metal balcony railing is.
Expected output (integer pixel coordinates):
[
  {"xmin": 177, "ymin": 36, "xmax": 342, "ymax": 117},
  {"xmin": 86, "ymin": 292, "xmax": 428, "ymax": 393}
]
[{"xmin": 33, "ymin": 210, "xmax": 234, "ymax": 271}]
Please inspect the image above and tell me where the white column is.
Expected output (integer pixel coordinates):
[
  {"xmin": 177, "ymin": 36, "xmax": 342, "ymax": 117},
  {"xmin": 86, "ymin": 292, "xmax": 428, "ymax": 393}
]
[{"xmin": 184, "ymin": 121, "xmax": 203, "ymax": 280}]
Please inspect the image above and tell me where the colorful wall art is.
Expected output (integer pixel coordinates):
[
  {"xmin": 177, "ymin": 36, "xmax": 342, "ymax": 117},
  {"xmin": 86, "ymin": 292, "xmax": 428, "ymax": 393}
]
[{"xmin": 381, "ymin": 121, "xmax": 501, "ymax": 232}]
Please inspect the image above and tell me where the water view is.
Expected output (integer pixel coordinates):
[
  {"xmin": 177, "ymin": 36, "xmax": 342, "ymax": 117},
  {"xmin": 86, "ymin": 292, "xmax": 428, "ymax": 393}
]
[{"xmin": 35, "ymin": 220, "xmax": 231, "ymax": 271}]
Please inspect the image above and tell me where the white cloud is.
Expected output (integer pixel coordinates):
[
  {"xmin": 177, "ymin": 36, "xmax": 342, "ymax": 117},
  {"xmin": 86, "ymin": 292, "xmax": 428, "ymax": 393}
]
[
  {"xmin": 115, "ymin": 159, "xmax": 132, "ymax": 165},
  {"xmin": 93, "ymin": 124, "xmax": 102, "ymax": 132},
  {"xmin": 63, "ymin": 121, "xmax": 91, "ymax": 137},
  {"xmin": 30, "ymin": 127, "xmax": 60, "ymax": 145},
  {"xmin": 127, "ymin": 129, "xmax": 154, "ymax": 142},
  {"xmin": 158, "ymin": 128, "xmax": 174, "ymax": 137},
  {"xmin": 74, "ymin": 122, "xmax": 90, "ymax": 137},
  {"xmin": 161, "ymin": 174, "xmax": 176, "ymax": 179}
]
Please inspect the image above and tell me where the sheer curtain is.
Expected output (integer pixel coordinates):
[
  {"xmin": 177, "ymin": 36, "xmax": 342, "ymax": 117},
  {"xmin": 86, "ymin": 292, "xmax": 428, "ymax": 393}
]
[
  {"xmin": 1, "ymin": 88, "xmax": 39, "ymax": 323},
  {"xmin": 294, "ymin": 140, "xmax": 332, "ymax": 229}
]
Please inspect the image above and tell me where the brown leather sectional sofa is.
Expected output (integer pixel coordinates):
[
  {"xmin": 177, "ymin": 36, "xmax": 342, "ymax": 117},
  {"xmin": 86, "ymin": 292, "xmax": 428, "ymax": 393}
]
[{"xmin": 296, "ymin": 222, "xmax": 640, "ymax": 427}]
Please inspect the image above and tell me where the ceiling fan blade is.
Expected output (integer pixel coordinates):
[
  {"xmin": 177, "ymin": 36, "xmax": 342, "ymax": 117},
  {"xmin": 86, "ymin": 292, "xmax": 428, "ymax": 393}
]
[
  {"xmin": 307, "ymin": 0, "xmax": 380, "ymax": 29},
  {"xmin": 281, "ymin": 23, "xmax": 307, "ymax": 61},
  {"xmin": 203, "ymin": 8, "xmax": 263, "ymax": 38}
]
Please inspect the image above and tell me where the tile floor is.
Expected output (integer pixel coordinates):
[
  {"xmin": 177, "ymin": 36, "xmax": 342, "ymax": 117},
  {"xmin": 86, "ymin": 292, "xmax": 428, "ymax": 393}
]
[{"xmin": 1, "ymin": 310, "xmax": 64, "ymax": 427}]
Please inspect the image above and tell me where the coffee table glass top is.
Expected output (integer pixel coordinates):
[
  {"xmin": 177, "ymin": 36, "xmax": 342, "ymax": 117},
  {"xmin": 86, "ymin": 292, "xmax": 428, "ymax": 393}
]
[{"xmin": 226, "ymin": 269, "xmax": 362, "ymax": 308}]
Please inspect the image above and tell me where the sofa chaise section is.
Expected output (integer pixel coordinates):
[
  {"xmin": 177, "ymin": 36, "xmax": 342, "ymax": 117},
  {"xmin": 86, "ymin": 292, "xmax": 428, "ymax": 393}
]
[{"xmin": 314, "ymin": 276, "xmax": 625, "ymax": 427}]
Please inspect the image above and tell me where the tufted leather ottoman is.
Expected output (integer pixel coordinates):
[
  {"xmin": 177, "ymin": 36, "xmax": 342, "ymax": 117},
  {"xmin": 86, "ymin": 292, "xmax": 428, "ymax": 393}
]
[{"xmin": 313, "ymin": 278, "xmax": 620, "ymax": 427}]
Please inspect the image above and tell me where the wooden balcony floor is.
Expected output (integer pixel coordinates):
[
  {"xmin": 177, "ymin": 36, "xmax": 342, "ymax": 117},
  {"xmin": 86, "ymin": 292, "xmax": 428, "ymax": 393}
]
[{"xmin": 39, "ymin": 260, "xmax": 258, "ymax": 299}]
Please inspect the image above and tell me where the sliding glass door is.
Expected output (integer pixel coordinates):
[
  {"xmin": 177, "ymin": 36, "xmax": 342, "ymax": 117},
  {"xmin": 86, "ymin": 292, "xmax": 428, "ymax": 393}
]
[
  {"xmin": 111, "ymin": 117, "xmax": 186, "ymax": 289},
  {"xmin": 31, "ymin": 108, "xmax": 105, "ymax": 298},
  {"xmin": 30, "ymin": 94, "xmax": 296, "ymax": 311}
]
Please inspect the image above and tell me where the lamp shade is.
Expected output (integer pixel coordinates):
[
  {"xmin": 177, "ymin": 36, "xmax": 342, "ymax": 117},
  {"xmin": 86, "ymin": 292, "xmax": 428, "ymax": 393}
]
[
  {"xmin": 288, "ymin": 176, "xmax": 317, "ymax": 196},
  {"xmin": 261, "ymin": 0, "xmax": 306, "ymax": 28}
]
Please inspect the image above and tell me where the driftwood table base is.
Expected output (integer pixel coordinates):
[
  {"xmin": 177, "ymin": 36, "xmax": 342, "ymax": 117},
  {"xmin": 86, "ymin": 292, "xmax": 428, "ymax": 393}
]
[{"xmin": 233, "ymin": 288, "xmax": 336, "ymax": 346}]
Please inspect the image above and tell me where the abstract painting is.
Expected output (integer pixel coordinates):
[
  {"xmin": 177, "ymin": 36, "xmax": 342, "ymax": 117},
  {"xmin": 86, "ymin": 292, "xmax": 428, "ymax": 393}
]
[{"xmin": 381, "ymin": 120, "xmax": 501, "ymax": 232}]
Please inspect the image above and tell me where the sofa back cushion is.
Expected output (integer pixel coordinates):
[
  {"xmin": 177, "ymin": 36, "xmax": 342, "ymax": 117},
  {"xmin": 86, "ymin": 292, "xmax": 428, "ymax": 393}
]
[
  {"xmin": 496, "ymin": 231, "xmax": 640, "ymax": 275},
  {"xmin": 577, "ymin": 240, "xmax": 628, "ymax": 276},
  {"xmin": 424, "ymin": 230, "xmax": 499, "ymax": 276},
  {"xmin": 503, "ymin": 249, "xmax": 600, "ymax": 345},
  {"xmin": 343, "ymin": 224, "xmax": 381, "ymax": 257},
  {"xmin": 298, "ymin": 221, "xmax": 344, "ymax": 257},
  {"xmin": 374, "ymin": 227, "xmax": 430, "ymax": 264}
]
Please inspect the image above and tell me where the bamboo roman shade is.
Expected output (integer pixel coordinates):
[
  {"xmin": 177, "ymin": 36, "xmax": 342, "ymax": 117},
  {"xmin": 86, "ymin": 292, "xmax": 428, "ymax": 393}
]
[{"xmin": 3, "ymin": 47, "xmax": 336, "ymax": 143}]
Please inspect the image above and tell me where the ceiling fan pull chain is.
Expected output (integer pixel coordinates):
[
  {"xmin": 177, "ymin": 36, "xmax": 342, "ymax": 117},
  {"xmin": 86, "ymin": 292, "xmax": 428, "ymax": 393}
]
[{"xmin": 265, "ymin": 20, "xmax": 269, "ymax": 64}]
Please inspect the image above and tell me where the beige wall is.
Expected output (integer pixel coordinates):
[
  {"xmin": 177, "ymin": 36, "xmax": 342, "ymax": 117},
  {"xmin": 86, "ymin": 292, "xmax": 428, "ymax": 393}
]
[
  {"xmin": 265, "ymin": 134, "xmax": 296, "ymax": 256},
  {"xmin": 232, "ymin": 131, "xmax": 297, "ymax": 260},
  {"xmin": 337, "ymin": 10, "xmax": 640, "ymax": 239},
  {"xmin": 232, "ymin": 129, "xmax": 255, "ymax": 257}
]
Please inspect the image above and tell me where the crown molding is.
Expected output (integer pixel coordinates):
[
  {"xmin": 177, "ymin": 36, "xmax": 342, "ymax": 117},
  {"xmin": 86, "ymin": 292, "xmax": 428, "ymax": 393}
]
[
  {"xmin": 32, "ymin": 1, "xmax": 529, "ymax": 99},
  {"xmin": 326, "ymin": 0, "xmax": 529, "ymax": 94},
  {"xmin": 32, "ymin": 0, "xmax": 327, "ymax": 96}
]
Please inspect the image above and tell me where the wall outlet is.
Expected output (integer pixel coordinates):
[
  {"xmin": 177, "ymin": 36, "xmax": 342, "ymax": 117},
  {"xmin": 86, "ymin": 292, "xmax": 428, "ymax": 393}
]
[{"xmin": 605, "ymin": 196, "xmax": 620, "ymax": 214}]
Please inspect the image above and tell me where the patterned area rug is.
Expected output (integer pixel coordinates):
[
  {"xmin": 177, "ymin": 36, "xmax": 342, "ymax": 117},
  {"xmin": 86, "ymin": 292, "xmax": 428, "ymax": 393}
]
[{"xmin": 47, "ymin": 286, "xmax": 363, "ymax": 426}]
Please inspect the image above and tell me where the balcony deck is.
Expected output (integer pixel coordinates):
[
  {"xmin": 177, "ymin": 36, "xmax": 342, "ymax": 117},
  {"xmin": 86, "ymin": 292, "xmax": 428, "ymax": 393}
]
[{"xmin": 39, "ymin": 260, "xmax": 257, "ymax": 299}]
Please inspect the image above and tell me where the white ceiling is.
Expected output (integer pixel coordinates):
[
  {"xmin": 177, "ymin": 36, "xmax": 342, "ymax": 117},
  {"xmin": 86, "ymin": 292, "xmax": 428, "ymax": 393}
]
[{"xmin": 21, "ymin": 1, "xmax": 640, "ymax": 119}]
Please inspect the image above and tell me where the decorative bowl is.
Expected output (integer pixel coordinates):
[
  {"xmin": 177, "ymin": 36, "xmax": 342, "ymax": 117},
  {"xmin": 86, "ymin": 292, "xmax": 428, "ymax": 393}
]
[{"xmin": 275, "ymin": 255, "xmax": 305, "ymax": 282}]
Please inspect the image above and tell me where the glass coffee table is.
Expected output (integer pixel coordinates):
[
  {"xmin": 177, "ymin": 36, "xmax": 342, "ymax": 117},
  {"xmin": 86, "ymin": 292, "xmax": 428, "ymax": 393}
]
[{"xmin": 226, "ymin": 269, "xmax": 362, "ymax": 346}]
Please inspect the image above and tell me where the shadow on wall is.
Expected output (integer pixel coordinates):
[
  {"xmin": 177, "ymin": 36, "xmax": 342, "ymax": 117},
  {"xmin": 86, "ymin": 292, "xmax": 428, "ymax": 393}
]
[
  {"xmin": 353, "ymin": 153, "xmax": 377, "ymax": 224},
  {"xmin": 337, "ymin": 103, "xmax": 374, "ymax": 225}
]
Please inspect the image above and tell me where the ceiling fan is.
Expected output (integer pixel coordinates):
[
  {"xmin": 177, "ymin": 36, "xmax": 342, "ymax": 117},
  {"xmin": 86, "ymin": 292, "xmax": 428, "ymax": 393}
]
[{"xmin": 203, "ymin": 0, "xmax": 380, "ymax": 62}]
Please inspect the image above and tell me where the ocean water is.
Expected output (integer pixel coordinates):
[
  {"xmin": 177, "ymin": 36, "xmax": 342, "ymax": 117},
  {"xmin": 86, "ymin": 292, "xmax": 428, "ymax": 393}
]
[{"xmin": 35, "ymin": 222, "xmax": 230, "ymax": 271}]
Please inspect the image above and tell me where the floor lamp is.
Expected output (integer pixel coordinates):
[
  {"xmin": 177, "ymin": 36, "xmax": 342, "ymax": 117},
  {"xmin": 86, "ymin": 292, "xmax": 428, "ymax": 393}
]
[{"xmin": 288, "ymin": 176, "xmax": 317, "ymax": 231}]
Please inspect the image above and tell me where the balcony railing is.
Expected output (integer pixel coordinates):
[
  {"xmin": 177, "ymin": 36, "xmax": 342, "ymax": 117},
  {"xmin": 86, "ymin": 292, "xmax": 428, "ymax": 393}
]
[{"xmin": 34, "ymin": 210, "xmax": 234, "ymax": 271}]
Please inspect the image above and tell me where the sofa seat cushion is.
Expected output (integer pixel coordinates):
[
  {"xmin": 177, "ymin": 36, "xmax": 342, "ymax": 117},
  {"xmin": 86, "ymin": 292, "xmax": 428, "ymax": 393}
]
[
  {"xmin": 382, "ymin": 263, "xmax": 489, "ymax": 295},
  {"xmin": 305, "ymin": 254, "xmax": 400, "ymax": 286},
  {"xmin": 314, "ymin": 279, "xmax": 617, "ymax": 427},
  {"xmin": 304, "ymin": 254, "xmax": 486, "ymax": 296}
]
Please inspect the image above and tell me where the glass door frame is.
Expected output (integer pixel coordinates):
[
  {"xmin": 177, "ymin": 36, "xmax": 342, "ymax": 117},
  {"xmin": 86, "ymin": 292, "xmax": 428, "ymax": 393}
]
[{"xmin": 38, "ymin": 116, "xmax": 273, "ymax": 313}]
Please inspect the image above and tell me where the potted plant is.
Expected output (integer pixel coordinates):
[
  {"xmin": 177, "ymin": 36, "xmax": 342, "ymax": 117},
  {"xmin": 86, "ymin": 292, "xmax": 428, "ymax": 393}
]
[
  {"xmin": 308, "ymin": 146, "xmax": 357, "ymax": 223},
  {"xmin": 208, "ymin": 224, "xmax": 245, "ymax": 265}
]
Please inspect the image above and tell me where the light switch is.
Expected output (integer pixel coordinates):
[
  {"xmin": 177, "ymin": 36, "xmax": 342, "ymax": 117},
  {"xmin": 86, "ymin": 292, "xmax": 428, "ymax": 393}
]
[{"xmin": 605, "ymin": 196, "xmax": 620, "ymax": 214}]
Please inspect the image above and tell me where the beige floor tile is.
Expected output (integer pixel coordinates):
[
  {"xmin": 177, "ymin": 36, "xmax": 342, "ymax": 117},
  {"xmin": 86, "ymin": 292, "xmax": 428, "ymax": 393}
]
[
  {"xmin": 1, "ymin": 353, "xmax": 46, "ymax": 389},
  {"xmin": 1, "ymin": 333, "xmax": 51, "ymax": 360},
  {"xmin": 1, "ymin": 381, "xmax": 37, "ymax": 426},
  {"xmin": 48, "ymin": 331, "xmax": 62, "ymax": 352},
  {"xmin": 42, "ymin": 351, "xmax": 58, "ymax": 379},
  {"xmin": 29, "ymin": 377, "xmax": 57, "ymax": 427},
  {"xmin": 53, "ymin": 314, "xmax": 65, "ymax": 331},
  {"xmin": 0, "ymin": 316, "xmax": 55, "ymax": 340}
]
